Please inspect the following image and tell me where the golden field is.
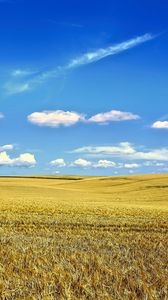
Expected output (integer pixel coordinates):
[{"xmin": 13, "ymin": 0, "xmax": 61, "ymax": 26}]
[{"xmin": 0, "ymin": 174, "xmax": 168, "ymax": 300}]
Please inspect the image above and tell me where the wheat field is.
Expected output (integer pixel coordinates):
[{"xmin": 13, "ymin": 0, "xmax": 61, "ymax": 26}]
[{"xmin": 0, "ymin": 174, "xmax": 168, "ymax": 300}]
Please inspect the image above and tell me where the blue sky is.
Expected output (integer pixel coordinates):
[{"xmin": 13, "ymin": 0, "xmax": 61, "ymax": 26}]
[{"xmin": 0, "ymin": 0, "xmax": 168, "ymax": 175}]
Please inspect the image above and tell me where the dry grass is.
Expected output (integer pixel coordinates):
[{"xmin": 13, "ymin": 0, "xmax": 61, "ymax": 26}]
[{"xmin": 0, "ymin": 174, "xmax": 168, "ymax": 299}]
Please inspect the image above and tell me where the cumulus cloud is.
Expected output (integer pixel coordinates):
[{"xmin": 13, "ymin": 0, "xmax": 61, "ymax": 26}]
[
  {"xmin": 48, "ymin": 157, "xmax": 142, "ymax": 169},
  {"xmin": 0, "ymin": 144, "xmax": 14, "ymax": 151},
  {"xmin": 48, "ymin": 155, "xmax": 167, "ymax": 170},
  {"xmin": 93, "ymin": 161, "xmax": 140, "ymax": 169},
  {"xmin": 72, "ymin": 142, "xmax": 168, "ymax": 161},
  {"xmin": 27, "ymin": 110, "xmax": 140, "ymax": 128},
  {"xmin": 73, "ymin": 158, "xmax": 92, "ymax": 167},
  {"xmin": 88, "ymin": 110, "xmax": 140, "ymax": 124},
  {"xmin": 0, "ymin": 144, "xmax": 36, "ymax": 167},
  {"xmin": 123, "ymin": 163, "xmax": 140, "ymax": 168},
  {"xmin": 152, "ymin": 121, "xmax": 168, "ymax": 129},
  {"xmin": 28, "ymin": 110, "xmax": 85, "ymax": 127},
  {"xmin": 50, "ymin": 158, "xmax": 66, "ymax": 167},
  {"xmin": 94, "ymin": 160, "xmax": 116, "ymax": 168},
  {"xmin": 49, "ymin": 158, "xmax": 92, "ymax": 168},
  {"xmin": 0, "ymin": 152, "xmax": 37, "ymax": 167}
]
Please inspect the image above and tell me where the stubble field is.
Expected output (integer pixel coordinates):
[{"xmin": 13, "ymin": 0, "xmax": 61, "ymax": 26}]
[{"xmin": 0, "ymin": 174, "xmax": 168, "ymax": 299}]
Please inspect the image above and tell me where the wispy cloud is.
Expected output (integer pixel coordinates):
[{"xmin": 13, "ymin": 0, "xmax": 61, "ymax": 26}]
[
  {"xmin": 11, "ymin": 69, "xmax": 38, "ymax": 77},
  {"xmin": 4, "ymin": 33, "xmax": 155, "ymax": 95},
  {"xmin": 5, "ymin": 82, "xmax": 30, "ymax": 95},
  {"xmin": 72, "ymin": 142, "xmax": 136, "ymax": 156},
  {"xmin": 66, "ymin": 33, "xmax": 154, "ymax": 69},
  {"xmin": 4, "ymin": 69, "xmax": 40, "ymax": 94},
  {"xmin": 0, "ymin": 144, "xmax": 14, "ymax": 151},
  {"xmin": 72, "ymin": 142, "xmax": 168, "ymax": 161},
  {"xmin": 0, "ymin": 112, "xmax": 4, "ymax": 119}
]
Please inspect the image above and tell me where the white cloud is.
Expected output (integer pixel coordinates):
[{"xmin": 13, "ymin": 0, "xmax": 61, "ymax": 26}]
[
  {"xmin": 67, "ymin": 33, "xmax": 154, "ymax": 69},
  {"xmin": 73, "ymin": 142, "xmax": 136, "ymax": 155},
  {"xmin": 94, "ymin": 160, "xmax": 116, "ymax": 168},
  {"xmin": 88, "ymin": 110, "xmax": 140, "ymax": 124},
  {"xmin": 48, "ymin": 158, "xmax": 142, "ymax": 169},
  {"xmin": 11, "ymin": 69, "xmax": 37, "ymax": 77},
  {"xmin": 28, "ymin": 110, "xmax": 85, "ymax": 127},
  {"xmin": 48, "ymin": 155, "xmax": 167, "ymax": 170},
  {"xmin": 27, "ymin": 109, "xmax": 140, "ymax": 128},
  {"xmin": 0, "ymin": 113, "xmax": 4, "ymax": 119},
  {"xmin": 73, "ymin": 158, "xmax": 92, "ymax": 167},
  {"xmin": 123, "ymin": 163, "xmax": 140, "ymax": 168},
  {"xmin": 0, "ymin": 144, "xmax": 14, "ymax": 151},
  {"xmin": 152, "ymin": 121, "xmax": 168, "ymax": 129},
  {"xmin": 5, "ymin": 82, "xmax": 30, "ymax": 95},
  {"xmin": 0, "ymin": 152, "xmax": 37, "ymax": 167},
  {"xmin": 5, "ymin": 33, "xmax": 155, "ymax": 94},
  {"xmin": 132, "ymin": 149, "xmax": 168, "ymax": 161},
  {"xmin": 0, "ymin": 144, "xmax": 36, "ymax": 167},
  {"xmin": 143, "ymin": 161, "xmax": 165, "ymax": 167},
  {"xmin": 72, "ymin": 142, "xmax": 168, "ymax": 161},
  {"xmin": 94, "ymin": 161, "xmax": 139, "ymax": 169},
  {"xmin": 50, "ymin": 158, "xmax": 66, "ymax": 167},
  {"xmin": 94, "ymin": 161, "xmax": 140, "ymax": 169}
]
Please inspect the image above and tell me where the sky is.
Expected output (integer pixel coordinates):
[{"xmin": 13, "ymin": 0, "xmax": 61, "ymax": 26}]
[{"xmin": 0, "ymin": 0, "xmax": 168, "ymax": 176}]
